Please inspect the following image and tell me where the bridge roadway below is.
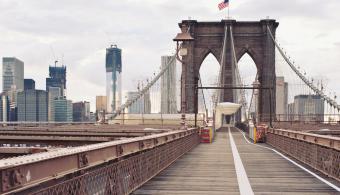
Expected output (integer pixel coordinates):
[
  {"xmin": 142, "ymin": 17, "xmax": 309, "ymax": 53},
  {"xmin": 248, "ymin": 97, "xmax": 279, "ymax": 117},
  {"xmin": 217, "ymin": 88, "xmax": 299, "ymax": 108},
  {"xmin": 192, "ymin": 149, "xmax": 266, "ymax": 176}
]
[{"xmin": 133, "ymin": 127, "xmax": 339, "ymax": 195}]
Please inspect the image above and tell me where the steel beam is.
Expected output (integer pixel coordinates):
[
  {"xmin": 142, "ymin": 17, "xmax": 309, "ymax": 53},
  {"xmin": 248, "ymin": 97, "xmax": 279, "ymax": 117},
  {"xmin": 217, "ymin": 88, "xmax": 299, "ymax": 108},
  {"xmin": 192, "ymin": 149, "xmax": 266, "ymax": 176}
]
[
  {"xmin": 0, "ymin": 130, "xmax": 156, "ymax": 138},
  {"xmin": 0, "ymin": 135, "xmax": 114, "ymax": 147}
]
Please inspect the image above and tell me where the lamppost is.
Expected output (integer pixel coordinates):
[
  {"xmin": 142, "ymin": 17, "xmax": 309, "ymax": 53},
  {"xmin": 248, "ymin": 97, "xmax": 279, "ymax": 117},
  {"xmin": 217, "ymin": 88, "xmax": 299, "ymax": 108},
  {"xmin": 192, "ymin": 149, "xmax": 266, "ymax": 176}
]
[{"xmin": 173, "ymin": 23, "xmax": 194, "ymax": 128}]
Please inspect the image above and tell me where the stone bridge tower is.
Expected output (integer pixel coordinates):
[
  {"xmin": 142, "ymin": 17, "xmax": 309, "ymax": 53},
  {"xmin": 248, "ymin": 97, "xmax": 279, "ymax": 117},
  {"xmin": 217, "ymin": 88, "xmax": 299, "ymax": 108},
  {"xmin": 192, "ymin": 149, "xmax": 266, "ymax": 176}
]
[{"xmin": 178, "ymin": 19, "xmax": 279, "ymax": 121}]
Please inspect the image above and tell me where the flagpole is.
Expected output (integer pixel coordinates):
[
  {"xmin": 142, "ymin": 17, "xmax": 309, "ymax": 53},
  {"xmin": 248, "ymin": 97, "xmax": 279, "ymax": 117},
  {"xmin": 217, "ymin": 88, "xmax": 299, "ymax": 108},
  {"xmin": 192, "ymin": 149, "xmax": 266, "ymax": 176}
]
[
  {"xmin": 227, "ymin": 6, "xmax": 230, "ymax": 19},
  {"xmin": 228, "ymin": 0, "xmax": 230, "ymax": 19}
]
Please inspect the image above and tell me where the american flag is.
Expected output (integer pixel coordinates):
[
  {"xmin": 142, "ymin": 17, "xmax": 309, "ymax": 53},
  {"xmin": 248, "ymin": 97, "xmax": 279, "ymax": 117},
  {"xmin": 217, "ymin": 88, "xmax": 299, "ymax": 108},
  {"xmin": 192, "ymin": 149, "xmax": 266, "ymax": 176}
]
[{"xmin": 218, "ymin": 0, "xmax": 229, "ymax": 10}]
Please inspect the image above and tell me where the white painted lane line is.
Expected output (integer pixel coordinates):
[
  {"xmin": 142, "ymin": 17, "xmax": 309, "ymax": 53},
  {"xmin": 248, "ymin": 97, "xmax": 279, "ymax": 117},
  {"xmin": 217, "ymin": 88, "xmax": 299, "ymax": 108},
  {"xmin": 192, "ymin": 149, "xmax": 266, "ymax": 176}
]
[
  {"xmin": 228, "ymin": 127, "xmax": 254, "ymax": 195},
  {"xmin": 236, "ymin": 128, "xmax": 340, "ymax": 192}
]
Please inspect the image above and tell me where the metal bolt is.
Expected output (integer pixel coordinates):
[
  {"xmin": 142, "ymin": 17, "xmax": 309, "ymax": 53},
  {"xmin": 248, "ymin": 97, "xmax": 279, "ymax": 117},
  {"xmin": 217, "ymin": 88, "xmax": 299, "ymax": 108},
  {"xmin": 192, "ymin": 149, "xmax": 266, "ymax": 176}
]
[
  {"xmin": 82, "ymin": 154, "xmax": 89, "ymax": 166},
  {"xmin": 139, "ymin": 142, "xmax": 145, "ymax": 149}
]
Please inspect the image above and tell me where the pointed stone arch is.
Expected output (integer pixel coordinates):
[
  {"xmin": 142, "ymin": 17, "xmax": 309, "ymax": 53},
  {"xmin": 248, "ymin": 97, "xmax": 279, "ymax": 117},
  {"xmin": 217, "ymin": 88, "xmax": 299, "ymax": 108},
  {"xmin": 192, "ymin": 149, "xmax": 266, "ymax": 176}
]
[
  {"xmin": 236, "ymin": 47, "xmax": 260, "ymax": 69},
  {"xmin": 196, "ymin": 48, "xmax": 221, "ymax": 71},
  {"xmin": 178, "ymin": 19, "xmax": 279, "ymax": 121}
]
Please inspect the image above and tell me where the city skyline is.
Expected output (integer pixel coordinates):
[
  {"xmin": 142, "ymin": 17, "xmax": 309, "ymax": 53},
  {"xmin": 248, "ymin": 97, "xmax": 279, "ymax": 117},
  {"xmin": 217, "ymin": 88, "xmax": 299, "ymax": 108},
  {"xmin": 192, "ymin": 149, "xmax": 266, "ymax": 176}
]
[
  {"xmin": 0, "ymin": 2, "xmax": 339, "ymax": 194},
  {"xmin": 0, "ymin": 0, "xmax": 339, "ymax": 111}
]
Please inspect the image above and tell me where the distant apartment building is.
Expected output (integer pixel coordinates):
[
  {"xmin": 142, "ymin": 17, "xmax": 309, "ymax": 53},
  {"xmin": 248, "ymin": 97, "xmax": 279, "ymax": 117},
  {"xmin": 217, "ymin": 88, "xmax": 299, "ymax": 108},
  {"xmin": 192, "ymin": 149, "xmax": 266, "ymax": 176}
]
[
  {"xmin": 197, "ymin": 82, "xmax": 206, "ymax": 114},
  {"xmin": 126, "ymin": 91, "xmax": 151, "ymax": 114},
  {"xmin": 0, "ymin": 94, "xmax": 9, "ymax": 122},
  {"xmin": 46, "ymin": 65, "xmax": 67, "ymax": 97},
  {"xmin": 3, "ymin": 57, "xmax": 24, "ymax": 120},
  {"xmin": 275, "ymin": 76, "xmax": 288, "ymax": 121},
  {"xmin": 48, "ymin": 87, "xmax": 61, "ymax": 122},
  {"xmin": 127, "ymin": 91, "xmax": 142, "ymax": 114},
  {"xmin": 143, "ymin": 91, "xmax": 151, "ymax": 114},
  {"xmin": 2, "ymin": 57, "xmax": 24, "ymax": 93},
  {"xmin": 54, "ymin": 97, "xmax": 73, "ymax": 122},
  {"xmin": 292, "ymin": 95, "xmax": 324, "ymax": 122},
  {"xmin": 96, "ymin": 96, "xmax": 107, "ymax": 113},
  {"xmin": 160, "ymin": 56, "xmax": 177, "ymax": 114},
  {"xmin": 24, "ymin": 79, "xmax": 35, "ymax": 90},
  {"xmin": 17, "ymin": 90, "xmax": 48, "ymax": 122},
  {"xmin": 7, "ymin": 86, "xmax": 17, "ymax": 121},
  {"xmin": 0, "ymin": 92, "xmax": 16, "ymax": 122},
  {"xmin": 89, "ymin": 112, "xmax": 96, "ymax": 122},
  {"xmin": 73, "ymin": 101, "xmax": 90, "ymax": 122},
  {"xmin": 287, "ymin": 103, "xmax": 295, "ymax": 121}
]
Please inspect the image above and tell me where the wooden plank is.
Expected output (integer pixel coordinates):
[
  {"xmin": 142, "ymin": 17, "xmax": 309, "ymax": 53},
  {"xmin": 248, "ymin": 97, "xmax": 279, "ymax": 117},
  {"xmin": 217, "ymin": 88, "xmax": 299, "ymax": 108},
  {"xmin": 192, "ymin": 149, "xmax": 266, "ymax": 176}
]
[
  {"xmin": 133, "ymin": 131, "xmax": 239, "ymax": 195},
  {"xmin": 231, "ymin": 127, "xmax": 338, "ymax": 194},
  {"xmin": 134, "ymin": 128, "xmax": 339, "ymax": 194}
]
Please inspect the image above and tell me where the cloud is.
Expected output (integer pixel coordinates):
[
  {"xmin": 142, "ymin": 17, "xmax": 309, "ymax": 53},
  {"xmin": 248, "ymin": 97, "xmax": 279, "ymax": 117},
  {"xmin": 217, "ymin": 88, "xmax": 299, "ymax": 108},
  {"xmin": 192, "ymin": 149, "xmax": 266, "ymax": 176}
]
[
  {"xmin": 315, "ymin": 33, "xmax": 328, "ymax": 39},
  {"xmin": 0, "ymin": 0, "xmax": 339, "ymax": 111}
]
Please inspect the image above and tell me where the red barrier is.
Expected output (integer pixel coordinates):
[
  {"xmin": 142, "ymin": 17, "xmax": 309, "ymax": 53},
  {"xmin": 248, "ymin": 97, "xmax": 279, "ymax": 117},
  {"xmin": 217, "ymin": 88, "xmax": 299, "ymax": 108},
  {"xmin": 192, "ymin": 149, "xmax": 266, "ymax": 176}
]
[
  {"xmin": 200, "ymin": 127, "xmax": 214, "ymax": 143},
  {"xmin": 256, "ymin": 123, "xmax": 268, "ymax": 142}
]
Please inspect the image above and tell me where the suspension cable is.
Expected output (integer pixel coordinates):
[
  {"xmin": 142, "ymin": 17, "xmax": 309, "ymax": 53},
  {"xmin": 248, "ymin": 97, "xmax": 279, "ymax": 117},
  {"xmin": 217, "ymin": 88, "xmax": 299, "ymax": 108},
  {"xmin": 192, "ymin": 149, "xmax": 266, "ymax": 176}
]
[
  {"xmin": 111, "ymin": 55, "xmax": 176, "ymax": 118},
  {"xmin": 198, "ymin": 73, "xmax": 208, "ymax": 115},
  {"xmin": 267, "ymin": 26, "xmax": 340, "ymax": 111},
  {"xmin": 247, "ymin": 73, "xmax": 258, "ymax": 119},
  {"xmin": 230, "ymin": 26, "xmax": 248, "ymax": 120},
  {"xmin": 216, "ymin": 25, "xmax": 229, "ymax": 105}
]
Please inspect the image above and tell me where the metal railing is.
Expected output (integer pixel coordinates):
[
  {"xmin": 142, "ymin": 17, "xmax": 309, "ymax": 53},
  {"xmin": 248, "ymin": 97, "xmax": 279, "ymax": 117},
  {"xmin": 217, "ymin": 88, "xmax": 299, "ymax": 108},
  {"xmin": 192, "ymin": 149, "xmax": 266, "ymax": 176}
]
[
  {"xmin": 110, "ymin": 113, "xmax": 206, "ymax": 127},
  {"xmin": 0, "ymin": 128, "xmax": 200, "ymax": 194},
  {"xmin": 266, "ymin": 128, "xmax": 340, "ymax": 182},
  {"xmin": 256, "ymin": 114, "xmax": 340, "ymax": 124},
  {"xmin": 0, "ymin": 121, "xmax": 95, "ymax": 127}
]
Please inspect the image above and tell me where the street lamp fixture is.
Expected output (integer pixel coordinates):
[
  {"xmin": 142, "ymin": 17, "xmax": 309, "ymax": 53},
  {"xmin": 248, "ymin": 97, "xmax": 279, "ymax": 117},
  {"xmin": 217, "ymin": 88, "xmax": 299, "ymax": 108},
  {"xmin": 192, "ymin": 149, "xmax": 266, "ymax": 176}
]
[
  {"xmin": 174, "ymin": 24, "xmax": 195, "ymax": 127},
  {"xmin": 173, "ymin": 24, "xmax": 194, "ymax": 63}
]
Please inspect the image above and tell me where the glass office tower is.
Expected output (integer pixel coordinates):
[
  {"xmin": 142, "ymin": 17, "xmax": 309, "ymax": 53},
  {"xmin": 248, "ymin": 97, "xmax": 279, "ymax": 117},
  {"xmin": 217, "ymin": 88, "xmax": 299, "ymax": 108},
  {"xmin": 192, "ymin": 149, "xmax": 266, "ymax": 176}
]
[
  {"xmin": 2, "ymin": 57, "xmax": 24, "ymax": 93},
  {"xmin": 17, "ymin": 90, "xmax": 48, "ymax": 122},
  {"xmin": 105, "ymin": 45, "xmax": 122, "ymax": 113},
  {"xmin": 46, "ymin": 65, "xmax": 67, "ymax": 97}
]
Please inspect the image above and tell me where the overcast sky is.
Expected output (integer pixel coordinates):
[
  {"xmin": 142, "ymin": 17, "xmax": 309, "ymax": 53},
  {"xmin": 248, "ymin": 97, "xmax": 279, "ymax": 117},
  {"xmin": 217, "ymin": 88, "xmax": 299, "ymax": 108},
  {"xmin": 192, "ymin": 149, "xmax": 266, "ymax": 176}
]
[{"xmin": 0, "ymin": 0, "xmax": 339, "ymax": 111}]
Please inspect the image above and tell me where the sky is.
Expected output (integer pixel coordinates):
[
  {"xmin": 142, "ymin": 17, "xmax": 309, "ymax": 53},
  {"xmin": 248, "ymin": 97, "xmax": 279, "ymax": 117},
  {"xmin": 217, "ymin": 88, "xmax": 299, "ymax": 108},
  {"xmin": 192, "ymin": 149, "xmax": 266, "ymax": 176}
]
[{"xmin": 0, "ymin": 0, "xmax": 339, "ymax": 111}]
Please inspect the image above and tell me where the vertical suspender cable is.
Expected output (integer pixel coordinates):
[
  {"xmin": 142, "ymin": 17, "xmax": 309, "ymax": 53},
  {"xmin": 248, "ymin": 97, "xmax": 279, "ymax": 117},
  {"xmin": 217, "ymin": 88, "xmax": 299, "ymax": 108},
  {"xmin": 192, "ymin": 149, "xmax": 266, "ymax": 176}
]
[
  {"xmin": 217, "ymin": 25, "xmax": 229, "ymax": 104},
  {"xmin": 230, "ymin": 26, "xmax": 248, "ymax": 121},
  {"xmin": 267, "ymin": 26, "xmax": 340, "ymax": 112}
]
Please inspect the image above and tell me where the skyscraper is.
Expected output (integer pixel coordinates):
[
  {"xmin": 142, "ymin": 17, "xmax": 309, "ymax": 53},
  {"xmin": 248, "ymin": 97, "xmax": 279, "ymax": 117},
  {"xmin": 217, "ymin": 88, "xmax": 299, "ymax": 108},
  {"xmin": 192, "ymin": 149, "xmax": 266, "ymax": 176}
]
[
  {"xmin": 276, "ymin": 76, "xmax": 288, "ymax": 120},
  {"xmin": 127, "ymin": 91, "xmax": 142, "ymax": 114},
  {"xmin": 197, "ymin": 81, "xmax": 206, "ymax": 114},
  {"xmin": 0, "ymin": 94, "xmax": 9, "ymax": 122},
  {"xmin": 17, "ymin": 90, "xmax": 48, "ymax": 122},
  {"xmin": 143, "ymin": 91, "xmax": 151, "ymax": 114},
  {"xmin": 160, "ymin": 56, "xmax": 177, "ymax": 114},
  {"xmin": 54, "ymin": 97, "xmax": 73, "ymax": 122},
  {"xmin": 48, "ymin": 87, "xmax": 61, "ymax": 122},
  {"xmin": 2, "ymin": 57, "xmax": 24, "ymax": 93},
  {"xmin": 96, "ymin": 96, "xmax": 107, "ymax": 112},
  {"xmin": 106, "ymin": 45, "xmax": 122, "ymax": 113},
  {"xmin": 293, "ymin": 95, "xmax": 324, "ymax": 122},
  {"xmin": 126, "ymin": 91, "xmax": 151, "ymax": 114},
  {"xmin": 24, "ymin": 79, "xmax": 35, "ymax": 90},
  {"xmin": 73, "ymin": 101, "xmax": 90, "ymax": 122},
  {"xmin": 46, "ymin": 65, "xmax": 66, "ymax": 96}
]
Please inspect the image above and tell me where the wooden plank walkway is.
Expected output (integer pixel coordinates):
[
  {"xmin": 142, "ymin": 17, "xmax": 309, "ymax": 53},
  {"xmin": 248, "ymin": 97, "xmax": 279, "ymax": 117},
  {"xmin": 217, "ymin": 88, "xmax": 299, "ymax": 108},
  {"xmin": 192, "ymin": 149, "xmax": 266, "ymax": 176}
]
[{"xmin": 133, "ymin": 127, "xmax": 339, "ymax": 195}]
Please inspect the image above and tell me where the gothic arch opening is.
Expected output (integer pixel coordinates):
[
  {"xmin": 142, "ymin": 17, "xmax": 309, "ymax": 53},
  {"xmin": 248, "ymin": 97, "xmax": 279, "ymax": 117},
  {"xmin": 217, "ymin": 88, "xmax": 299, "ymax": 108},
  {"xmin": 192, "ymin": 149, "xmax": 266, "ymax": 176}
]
[
  {"xmin": 198, "ymin": 53, "xmax": 220, "ymax": 117},
  {"xmin": 238, "ymin": 53, "xmax": 258, "ymax": 111}
]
